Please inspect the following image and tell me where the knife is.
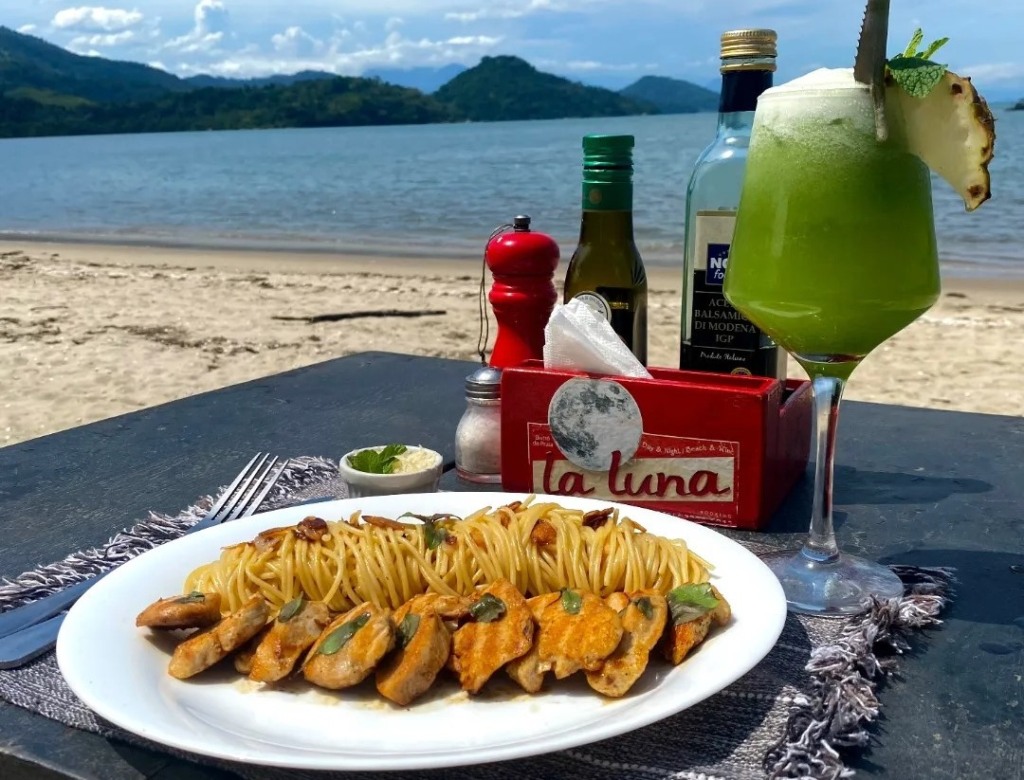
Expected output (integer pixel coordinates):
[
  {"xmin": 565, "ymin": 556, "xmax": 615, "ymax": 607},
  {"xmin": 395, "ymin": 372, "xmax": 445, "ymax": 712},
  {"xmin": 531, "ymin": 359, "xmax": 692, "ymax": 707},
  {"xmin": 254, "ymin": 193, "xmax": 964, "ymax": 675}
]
[{"xmin": 854, "ymin": 0, "xmax": 891, "ymax": 142}]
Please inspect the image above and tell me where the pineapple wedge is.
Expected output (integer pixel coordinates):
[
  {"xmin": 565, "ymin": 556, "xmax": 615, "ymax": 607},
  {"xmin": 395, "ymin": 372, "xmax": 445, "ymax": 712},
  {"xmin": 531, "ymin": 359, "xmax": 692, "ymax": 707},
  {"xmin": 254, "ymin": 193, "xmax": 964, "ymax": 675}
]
[{"xmin": 886, "ymin": 70, "xmax": 996, "ymax": 212}]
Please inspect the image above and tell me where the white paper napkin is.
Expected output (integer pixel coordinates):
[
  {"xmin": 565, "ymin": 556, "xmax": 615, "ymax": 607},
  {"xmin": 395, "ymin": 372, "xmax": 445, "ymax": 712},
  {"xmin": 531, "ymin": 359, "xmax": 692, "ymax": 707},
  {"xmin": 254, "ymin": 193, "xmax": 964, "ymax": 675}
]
[{"xmin": 543, "ymin": 298, "xmax": 653, "ymax": 379}]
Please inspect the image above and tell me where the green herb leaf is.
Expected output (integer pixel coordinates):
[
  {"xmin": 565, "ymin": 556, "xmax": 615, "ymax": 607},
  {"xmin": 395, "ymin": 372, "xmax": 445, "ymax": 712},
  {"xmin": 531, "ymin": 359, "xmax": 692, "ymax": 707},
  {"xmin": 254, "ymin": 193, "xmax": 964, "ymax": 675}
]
[
  {"xmin": 667, "ymin": 584, "xmax": 720, "ymax": 625},
  {"xmin": 422, "ymin": 520, "xmax": 449, "ymax": 550},
  {"xmin": 318, "ymin": 612, "xmax": 370, "ymax": 655},
  {"xmin": 397, "ymin": 613, "xmax": 421, "ymax": 649},
  {"xmin": 887, "ymin": 29, "xmax": 950, "ymax": 99},
  {"xmin": 920, "ymin": 36, "xmax": 949, "ymax": 60},
  {"xmin": 560, "ymin": 588, "xmax": 582, "ymax": 615},
  {"xmin": 886, "ymin": 56, "xmax": 947, "ymax": 98},
  {"xmin": 633, "ymin": 596, "xmax": 654, "ymax": 621},
  {"xmin": 468, "ymin": 593, "xmax": 506, "ymax": 623},
  {"xmin": 174, "ymin": 591, "xmax": 206, "ymax": 604},
  {"xmin": 902, "ymin": 28, "xmax": 924, "ymax": 58},
  {"xmin": 278, "ymin": 596, "xmax": 304, "ymax": 623},
  {"xmin": 399, "ymin": 512, "xmax": 462, "ymax": 523},
  {"xmin": 346, "ymin": 444, "xmax": 408, "ymax": 474}
]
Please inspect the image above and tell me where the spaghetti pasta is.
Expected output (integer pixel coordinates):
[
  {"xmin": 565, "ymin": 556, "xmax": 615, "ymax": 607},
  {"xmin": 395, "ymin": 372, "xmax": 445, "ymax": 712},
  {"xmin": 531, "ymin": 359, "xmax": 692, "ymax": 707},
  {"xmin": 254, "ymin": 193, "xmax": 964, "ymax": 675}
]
[{"xmin": 185, "ymin": 498, "xmax": 713, "ymax": 614}]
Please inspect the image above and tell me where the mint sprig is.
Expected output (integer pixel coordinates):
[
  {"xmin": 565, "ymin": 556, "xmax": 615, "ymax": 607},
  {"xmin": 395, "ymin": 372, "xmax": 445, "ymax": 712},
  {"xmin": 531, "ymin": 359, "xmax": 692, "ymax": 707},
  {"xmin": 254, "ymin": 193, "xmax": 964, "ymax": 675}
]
[
  {"xmin": 667, "ymin": 583, "xmax": 720, "ymax": 625},
  {"xmin": 886, "ymin": 29, "xmax": 949, "ymax": 98},
  {"xmin": 346, "ymin": 444, "xmax": 407, "ymax": 474}
]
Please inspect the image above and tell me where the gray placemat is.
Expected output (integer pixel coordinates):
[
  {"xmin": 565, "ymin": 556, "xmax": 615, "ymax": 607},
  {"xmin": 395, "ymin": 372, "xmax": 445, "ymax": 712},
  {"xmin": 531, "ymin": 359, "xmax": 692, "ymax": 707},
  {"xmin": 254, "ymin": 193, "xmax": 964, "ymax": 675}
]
[{"xmin": 0, "ymin": 457, "xmax": 953, "ymax": 780}]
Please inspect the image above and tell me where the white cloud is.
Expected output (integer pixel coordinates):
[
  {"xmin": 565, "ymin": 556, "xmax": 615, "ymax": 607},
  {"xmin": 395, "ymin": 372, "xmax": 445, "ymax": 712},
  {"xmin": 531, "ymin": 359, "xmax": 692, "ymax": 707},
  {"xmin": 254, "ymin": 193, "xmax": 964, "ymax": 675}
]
[
  {"xmin": 171, "ymin": 30, "xmax": 502, "ymax": 79},
  {"xmin": 68, "ymin": 29, "xmax": 137, "ymax": 49},
  {"xmin": 17, "ymin": 24, "xmax": 38, "ymax": 34},
  {"xmin": 384, "ymin": 16, "xmax": 404, "ymax": 32},
  {"xmin": 52, "ymin": 6, "xmax": 144, "ymax": 32},
  {"xmin": 165, "ymin": 0, "xmax": 229, "ymax": 53},
  {"xmin": 961, "ymin": 61, "xmax": 1024, "ymax": 84},
  {"xmin": 271, "ymin": 26, "xmax": 323, "ymax": 57},
  {"xmin": 445, "ymin": 0, "xmax": 584, "ymax": 22}
]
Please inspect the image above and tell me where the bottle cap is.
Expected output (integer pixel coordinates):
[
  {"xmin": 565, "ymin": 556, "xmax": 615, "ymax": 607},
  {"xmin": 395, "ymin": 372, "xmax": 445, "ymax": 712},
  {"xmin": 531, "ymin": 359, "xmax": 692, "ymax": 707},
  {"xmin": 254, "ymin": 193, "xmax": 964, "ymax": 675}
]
[
  {"xmin": 465, "ymin": 365, "xmax": 502, "ymax": 400},
  {"xmin": 582, "ymin": 134, "xmax": 634, "ymax": 170},
  {"xmin": 720, "ymin": 29, "xmax": 777, "ymax": 72}
]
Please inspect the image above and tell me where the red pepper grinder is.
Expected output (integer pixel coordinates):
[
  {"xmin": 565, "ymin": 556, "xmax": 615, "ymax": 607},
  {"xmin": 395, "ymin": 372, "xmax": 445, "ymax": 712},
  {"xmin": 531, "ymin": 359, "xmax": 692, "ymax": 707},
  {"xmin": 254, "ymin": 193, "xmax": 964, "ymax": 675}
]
[{"xmin": 485, "ymin": 215, "xmax": 560, "ymax": 369}]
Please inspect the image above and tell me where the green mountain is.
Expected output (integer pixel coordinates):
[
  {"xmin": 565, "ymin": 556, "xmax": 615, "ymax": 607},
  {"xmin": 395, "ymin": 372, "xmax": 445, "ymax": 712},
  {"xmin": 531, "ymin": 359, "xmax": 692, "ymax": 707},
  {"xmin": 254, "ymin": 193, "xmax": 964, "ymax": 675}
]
[
  {"xmin": 1011, "ymin": 98, "xmax": 1024, "ymax": 110},
  {"xmin": 0, "ymin": 28, "xmax": 664, "ymax": 137},
  {"xmin": 619, "ymin": 75, "xmax": 718, "ymax": 114},
  {"xmin": 0, "ymin": 77, "xmax": 455, "ymax": 137},
  {"xmin": 183, "ymin": 70, "xmax": 338, "ymax": 89},
  {"xmin": 0, "ymin": 26, "xmax": 186, "ymax": 104},
  {"xmin": 435, "ymin": 56, "xmax": 653, "ymax": 121}
]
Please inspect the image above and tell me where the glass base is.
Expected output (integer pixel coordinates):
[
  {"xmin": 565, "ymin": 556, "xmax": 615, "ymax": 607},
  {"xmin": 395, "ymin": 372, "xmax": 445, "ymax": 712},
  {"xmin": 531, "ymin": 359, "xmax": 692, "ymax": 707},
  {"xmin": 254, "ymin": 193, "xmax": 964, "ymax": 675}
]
[{"xmin": 762, "ymin": 548, "xmax": 904, "ymax": 616}]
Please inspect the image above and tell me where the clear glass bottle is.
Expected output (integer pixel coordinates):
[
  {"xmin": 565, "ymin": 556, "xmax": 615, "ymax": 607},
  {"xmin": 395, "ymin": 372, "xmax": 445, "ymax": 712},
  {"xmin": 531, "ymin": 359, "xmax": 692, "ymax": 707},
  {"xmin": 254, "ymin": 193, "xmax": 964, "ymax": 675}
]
[
  {"xmin": 455, "ymin": 366, "xmax": 503, "ymax": 483},
  {"xmin": 679, "ymin": 29, "xmax": 786, "ymax": 378},
  {"xmin": 563, "ymin": 134, "xmax": 648, "ymax": 365}
]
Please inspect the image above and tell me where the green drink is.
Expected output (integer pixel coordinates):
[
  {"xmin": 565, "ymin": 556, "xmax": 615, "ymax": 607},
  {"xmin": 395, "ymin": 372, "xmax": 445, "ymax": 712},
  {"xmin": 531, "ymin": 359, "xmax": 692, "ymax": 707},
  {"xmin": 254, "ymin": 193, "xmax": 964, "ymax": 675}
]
[
  {"xmin": 718, "ymin": 1, "xmax": 996, "ymax": 616},
  {"xmin": 725, "ymin": 70, "xmax": 940, "ymax": 376}
]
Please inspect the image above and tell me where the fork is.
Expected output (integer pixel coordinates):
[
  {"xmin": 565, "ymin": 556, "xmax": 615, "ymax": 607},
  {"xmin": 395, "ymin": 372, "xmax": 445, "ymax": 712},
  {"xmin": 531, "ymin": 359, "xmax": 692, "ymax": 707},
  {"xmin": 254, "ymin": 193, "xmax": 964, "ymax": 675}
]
[{"xmin": 0, "ymin": 453, "xmax": 288, "ymax": 669}]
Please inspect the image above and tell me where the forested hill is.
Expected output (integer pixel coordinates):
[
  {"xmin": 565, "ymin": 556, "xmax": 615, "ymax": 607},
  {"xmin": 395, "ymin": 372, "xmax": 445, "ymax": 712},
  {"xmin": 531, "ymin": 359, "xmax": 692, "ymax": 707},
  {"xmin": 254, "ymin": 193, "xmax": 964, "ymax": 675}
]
[
  {"xmin": 620, "ymin": 75, "xmax": 718, "ymax": 114},
  {"xmin": 435, "ymin": 56, "xmax": 652, "ymax": 121},
  {"xmin": 0, "ymin": 26, "xmax": 716, "ymax": 138}
]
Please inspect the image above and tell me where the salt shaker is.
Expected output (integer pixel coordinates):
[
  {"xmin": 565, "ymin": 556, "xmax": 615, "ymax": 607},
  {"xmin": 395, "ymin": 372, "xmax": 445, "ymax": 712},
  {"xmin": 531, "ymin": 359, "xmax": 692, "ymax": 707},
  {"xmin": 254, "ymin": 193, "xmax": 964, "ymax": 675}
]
[{"xmin": 455, "ymin": 365, "xmax": 502, "ymax": 483}]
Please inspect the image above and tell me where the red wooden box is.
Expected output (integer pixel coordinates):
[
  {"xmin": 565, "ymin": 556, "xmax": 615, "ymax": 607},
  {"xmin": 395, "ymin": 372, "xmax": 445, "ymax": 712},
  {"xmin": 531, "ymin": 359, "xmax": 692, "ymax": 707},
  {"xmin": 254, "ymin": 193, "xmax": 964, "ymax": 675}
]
[{"xmin": 500, "ymin": 362, "xmax": 812, "ymax": 530}]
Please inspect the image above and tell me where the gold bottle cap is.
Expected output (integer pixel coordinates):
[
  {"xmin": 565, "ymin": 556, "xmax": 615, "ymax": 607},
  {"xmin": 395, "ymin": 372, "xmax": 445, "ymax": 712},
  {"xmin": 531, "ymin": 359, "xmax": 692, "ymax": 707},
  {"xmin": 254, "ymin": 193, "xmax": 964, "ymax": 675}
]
[{"xmin": 720, "ymin": 29, "xmax": 777, "ymax": 72}]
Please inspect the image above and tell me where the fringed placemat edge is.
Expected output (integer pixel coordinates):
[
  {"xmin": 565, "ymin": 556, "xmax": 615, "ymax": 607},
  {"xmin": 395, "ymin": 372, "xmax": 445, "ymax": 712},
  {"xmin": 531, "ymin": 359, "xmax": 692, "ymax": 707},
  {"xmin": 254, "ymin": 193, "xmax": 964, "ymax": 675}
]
[{"xmin": 765, "ymin": 566, "xmax": 957, "ymax": 778}]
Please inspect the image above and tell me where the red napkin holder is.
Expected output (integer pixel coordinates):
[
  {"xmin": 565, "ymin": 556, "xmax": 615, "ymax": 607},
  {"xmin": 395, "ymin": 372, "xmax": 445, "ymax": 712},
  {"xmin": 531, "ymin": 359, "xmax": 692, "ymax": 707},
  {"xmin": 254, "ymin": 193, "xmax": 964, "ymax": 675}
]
[{"xmin": 500, "ymin": 362, "xmax": 812, "ymax": 530}]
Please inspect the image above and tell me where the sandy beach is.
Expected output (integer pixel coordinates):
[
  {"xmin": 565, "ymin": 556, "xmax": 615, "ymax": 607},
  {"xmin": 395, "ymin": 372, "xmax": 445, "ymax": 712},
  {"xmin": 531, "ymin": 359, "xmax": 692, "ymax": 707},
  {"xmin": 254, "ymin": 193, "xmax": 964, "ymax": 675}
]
[{"xmin": 2, "ymin": 240, "xmax": 1022, "ymax": 446}]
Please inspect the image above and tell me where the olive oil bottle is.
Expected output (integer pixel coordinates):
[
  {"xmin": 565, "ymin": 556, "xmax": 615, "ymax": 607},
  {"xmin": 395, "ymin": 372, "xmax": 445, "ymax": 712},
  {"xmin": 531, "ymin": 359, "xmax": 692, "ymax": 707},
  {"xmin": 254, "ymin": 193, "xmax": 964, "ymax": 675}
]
[
  {"xmin": 563, "ymin": 134, "xmax": 648, "ymax": 365},
  {"xmin": 679, "ymin": 29, "xmax": 785, "ymax": 377}
]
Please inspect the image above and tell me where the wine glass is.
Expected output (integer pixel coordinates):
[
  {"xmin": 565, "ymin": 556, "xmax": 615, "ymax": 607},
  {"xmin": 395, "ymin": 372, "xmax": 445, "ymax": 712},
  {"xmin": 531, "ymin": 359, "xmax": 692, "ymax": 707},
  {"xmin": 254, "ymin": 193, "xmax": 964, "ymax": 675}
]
[{"xmin": 723, "ymin": 71, "xmax": 939, "ymax": 615}]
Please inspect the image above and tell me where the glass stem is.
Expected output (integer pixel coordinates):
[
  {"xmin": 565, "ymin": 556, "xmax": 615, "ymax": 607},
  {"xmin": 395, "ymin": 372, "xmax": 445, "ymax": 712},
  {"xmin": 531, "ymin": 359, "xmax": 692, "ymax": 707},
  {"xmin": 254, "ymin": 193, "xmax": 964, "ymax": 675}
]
[{"xmin": 804, "ymin": 373, "xmax": 846, "ymax": 561}]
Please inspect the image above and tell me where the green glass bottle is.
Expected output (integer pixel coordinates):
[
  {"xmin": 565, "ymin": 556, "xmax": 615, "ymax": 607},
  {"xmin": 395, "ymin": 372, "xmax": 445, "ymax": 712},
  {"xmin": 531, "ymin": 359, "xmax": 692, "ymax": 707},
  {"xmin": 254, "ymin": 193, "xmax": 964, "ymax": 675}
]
[{"xmin": 563, "ymin": 134, "xmax": 648, "ymax": 365}]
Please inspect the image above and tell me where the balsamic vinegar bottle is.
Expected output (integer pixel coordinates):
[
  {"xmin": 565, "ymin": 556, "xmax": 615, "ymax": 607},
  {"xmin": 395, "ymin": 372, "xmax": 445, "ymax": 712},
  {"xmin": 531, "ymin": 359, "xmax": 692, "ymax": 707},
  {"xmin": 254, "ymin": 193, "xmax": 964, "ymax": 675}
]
[
  {"xmin": 563, "ymin": 134, "xmax": 648, "ymax": 365},
  {"xmin": 679, "ymin": 29, "xmax": 785, "ymax": 378}
]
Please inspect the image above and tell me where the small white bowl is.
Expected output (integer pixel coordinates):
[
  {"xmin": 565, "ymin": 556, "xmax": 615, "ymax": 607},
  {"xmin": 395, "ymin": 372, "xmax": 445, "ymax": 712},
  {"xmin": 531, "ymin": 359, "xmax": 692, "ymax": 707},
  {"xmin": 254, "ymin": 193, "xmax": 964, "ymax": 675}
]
[{"xmin": 337, "ymin": 445, "xmax": 443, "ymax": 498}]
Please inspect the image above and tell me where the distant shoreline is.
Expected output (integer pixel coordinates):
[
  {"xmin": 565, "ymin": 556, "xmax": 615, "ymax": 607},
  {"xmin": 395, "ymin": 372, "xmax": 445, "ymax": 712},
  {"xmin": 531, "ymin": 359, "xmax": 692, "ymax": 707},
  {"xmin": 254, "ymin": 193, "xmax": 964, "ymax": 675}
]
[{"xmin": 3, "ymin": 233, "xmax": 1022, "ymax": 280}]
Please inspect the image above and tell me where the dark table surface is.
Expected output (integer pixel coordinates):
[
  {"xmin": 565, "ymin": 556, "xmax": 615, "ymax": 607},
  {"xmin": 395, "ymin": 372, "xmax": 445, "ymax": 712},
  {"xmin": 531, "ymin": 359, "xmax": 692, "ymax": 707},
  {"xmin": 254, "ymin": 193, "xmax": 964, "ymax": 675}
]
[{"xmin": 0, "ymin": 351, "xmax": 1021, "ymax": 780}]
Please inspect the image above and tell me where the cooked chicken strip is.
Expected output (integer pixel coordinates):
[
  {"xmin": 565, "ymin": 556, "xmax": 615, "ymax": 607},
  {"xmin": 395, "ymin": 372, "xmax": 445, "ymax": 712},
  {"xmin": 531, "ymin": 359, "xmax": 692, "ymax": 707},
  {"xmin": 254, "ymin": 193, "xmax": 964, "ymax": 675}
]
[
  {"xmin": 250, "ymin": 599, "xmax": 332, "ymax": 683},
  {"xmin": 586, "ymin": 590, "xmax": 668, "ymax": 697},
  {"xmin": 375, "ymin": 596, "xmax": 452, "ymax": 706},
  {"xmin": 168, "ymin": 595, "xmax": 269, "ymax": 679},
  {"xmin": 303, "ymin": 602, "xmax": 394, "ymax": 690},
  {"xmin": 233, "ymin": 625, "xmax": 270, "ymax": 675},
  {"xmin": 505, "ymin": 592, "xmax": 560, "ymax": 693},
  {"xmin": 450, "ymin": 579, "xmax": 533, "ymax": 694},
  {"xmin": 136, "ymin": 591, "xmax": 222, "ymax": 630},
  {"xmin": 533, "ymin": 589, "xmax": 623, "ymax": 679},
  {"xmin": 413, "ymin": 593, "xmax": 471, "ymax": 621},
  {"xmin": 661, "ymin": 584, "xmax": 731, "ymax": 666}
]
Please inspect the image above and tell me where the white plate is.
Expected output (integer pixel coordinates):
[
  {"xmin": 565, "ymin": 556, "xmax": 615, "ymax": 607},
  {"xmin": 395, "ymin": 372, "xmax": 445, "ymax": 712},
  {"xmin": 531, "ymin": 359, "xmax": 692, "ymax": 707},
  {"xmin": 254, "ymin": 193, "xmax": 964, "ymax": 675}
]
[{"xmin": 58, "ymin": 492, "xmax": 785, "ymax": 771}]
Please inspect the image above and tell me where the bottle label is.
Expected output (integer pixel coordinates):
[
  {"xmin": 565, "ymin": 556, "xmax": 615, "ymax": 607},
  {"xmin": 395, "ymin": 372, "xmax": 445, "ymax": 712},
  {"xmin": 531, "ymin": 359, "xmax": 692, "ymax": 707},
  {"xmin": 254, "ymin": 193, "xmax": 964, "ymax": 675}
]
[
  {"xmin": 684, "ymin": 210, "xmax": 782, "ymax": 377},
  {"xmin": 571, "ymin": 291, "xmax": 613, "ymax": 323}
]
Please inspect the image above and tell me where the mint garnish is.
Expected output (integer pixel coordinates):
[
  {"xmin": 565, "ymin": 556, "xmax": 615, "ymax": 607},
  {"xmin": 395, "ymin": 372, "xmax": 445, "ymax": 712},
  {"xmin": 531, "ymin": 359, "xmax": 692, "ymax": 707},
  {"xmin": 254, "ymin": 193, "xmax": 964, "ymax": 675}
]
[
  {"xmin": 886, "ymin": 29, "xmax": 950, "ymax": 98},
  {"xmin": 346, "ymin": 444, "xmax": 407, "ymax": 474},
  {"xmin": 667, "ymin": 583, "xmax": 720, "ymax": 625}
]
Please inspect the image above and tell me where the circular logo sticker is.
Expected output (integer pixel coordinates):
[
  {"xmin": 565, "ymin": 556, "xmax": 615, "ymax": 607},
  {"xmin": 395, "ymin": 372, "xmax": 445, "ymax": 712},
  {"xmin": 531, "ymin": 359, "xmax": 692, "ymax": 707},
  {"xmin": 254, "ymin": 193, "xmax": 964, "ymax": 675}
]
[
  {"xmin": 572, "ymin": 292, "xmax": 612, "ymax": 323},
  {"xmin": 730, "ymin": 367, "xmax": 752, "ymax": 376},
  {"xmin": 547, "ymin": 378, "xmax": 643, "ymax": 472}
]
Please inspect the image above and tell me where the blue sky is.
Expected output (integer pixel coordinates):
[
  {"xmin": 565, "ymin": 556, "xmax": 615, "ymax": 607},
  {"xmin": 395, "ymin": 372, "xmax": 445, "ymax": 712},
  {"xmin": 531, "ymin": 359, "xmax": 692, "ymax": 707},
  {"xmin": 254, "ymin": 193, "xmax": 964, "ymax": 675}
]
[{"xmin": 6, "ymin": 1, "xmax": 1024, "ymax": 96}]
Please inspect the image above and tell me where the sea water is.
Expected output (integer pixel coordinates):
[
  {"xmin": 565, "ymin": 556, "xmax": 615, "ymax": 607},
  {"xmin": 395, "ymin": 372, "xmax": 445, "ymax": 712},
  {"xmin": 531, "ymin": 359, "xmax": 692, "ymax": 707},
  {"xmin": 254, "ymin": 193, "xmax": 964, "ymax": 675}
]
[{"xmin": 0, "ymin": 112, "xmax": 1020, "ymax": 276}]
